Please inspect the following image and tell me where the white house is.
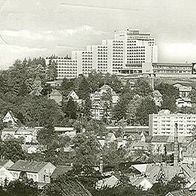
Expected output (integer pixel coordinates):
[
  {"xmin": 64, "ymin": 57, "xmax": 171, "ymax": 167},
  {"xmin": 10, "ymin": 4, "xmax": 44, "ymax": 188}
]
[{"xmin": 9, "ymin": 160, "xmax": 56, "ymax": 185}]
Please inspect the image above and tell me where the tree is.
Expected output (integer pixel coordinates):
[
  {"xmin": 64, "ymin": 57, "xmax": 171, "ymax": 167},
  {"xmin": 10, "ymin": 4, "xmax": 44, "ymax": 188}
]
[
  {"xmin": 0, "ymin": 140, "xmax": 26, "ymax": 162},
  {"xmin": 19, "ymin": 96, "xmax": 63, "ymax": 126},
  {"xmin": 87, "ymin": 71, "xmax": 104, "ymax": 92},
  {"xmin": 63, "ymin": 97, "xmax": 78, "ymax": 119},
  {"xmin": 46, "ymin": 60, "xmax": 57, "ymax": 81},
  {"xmin": 82, "ymin": 96, "xmax": 92, "ymax": 120},
  {"xmin": 37, "ymin": 124, "xmax": 58, "ymax": 148},
  {"xmin": 136, "ymin": 96, "xmax": 158, "ymax": 125},
  {"xmin": 134, "ymin": 78, "xmax": 153, "ymax": 97},
  {"xmin": 189, "ymin": 88, "xmax": 196, "ymax": 103},
  {"xmin": 6, "ymin": 178, "xmax": 39, "ymax": 196},
  {"xmin": 155, "ymin": 83, "xmax": 179, "ymax": 112},
  {"xmin": 61, "ymin": 78, "xmax": 75, "ymax": 96},
  {"xmin": 71, "ymin": 132, "xmax": 101, "ymax": 167},
  {"xmin": 102, "ymin": 142, "xmax": 127, "ymax": 170},
  {"xmin": 126, "ymin": 95, "xmax": 143, "ymax": 125},
  {"xmin": 77, "ymin": 75, "xmax": 91, "ymax": 99},
  {"xmin": 104, "ymin": 74, "xmax": 123, "ymax": 94},
  {"xmin": 101, "ymin": 89, "xmax": 113, "ymax": 123}
]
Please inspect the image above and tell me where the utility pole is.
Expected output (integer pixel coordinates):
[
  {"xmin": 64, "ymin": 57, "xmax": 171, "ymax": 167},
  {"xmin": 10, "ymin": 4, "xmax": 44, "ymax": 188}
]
[{"xmin": 174, "ymin": 123, "xmax": 179, "ymax": 167}]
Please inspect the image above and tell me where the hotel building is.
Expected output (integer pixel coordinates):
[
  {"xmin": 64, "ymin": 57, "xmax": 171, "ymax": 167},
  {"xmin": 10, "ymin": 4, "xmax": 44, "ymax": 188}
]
[{"xmin": 46, "ymin": 29, "xmax": 158, "ymax": 79}]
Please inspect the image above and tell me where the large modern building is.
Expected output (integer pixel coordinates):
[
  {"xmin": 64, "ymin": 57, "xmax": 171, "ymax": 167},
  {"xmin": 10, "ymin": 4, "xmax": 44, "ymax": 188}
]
[
  {"xmin": 149, "ymin": 110, "xmax": 196, "ymax": 137},
  {"xmin": 46, "ymin": 29, "xmax": 158, "ymax": 79}
]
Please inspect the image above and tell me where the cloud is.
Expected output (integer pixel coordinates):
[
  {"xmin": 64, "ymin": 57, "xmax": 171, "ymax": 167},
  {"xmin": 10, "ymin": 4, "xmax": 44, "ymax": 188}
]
[
  {"xmin": 0, "ymin": 25, "xmax": 104, "ymax": 43},
  {"xmin": 0, "ymin": 44, "xmax": 47, "ymax": 69}
]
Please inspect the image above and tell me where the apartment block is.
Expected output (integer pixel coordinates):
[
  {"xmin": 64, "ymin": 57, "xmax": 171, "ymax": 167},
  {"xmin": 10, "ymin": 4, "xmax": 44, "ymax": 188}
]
[{"xmin": 149, "ymin": 110, "xmax": 196, "ymax": 136}]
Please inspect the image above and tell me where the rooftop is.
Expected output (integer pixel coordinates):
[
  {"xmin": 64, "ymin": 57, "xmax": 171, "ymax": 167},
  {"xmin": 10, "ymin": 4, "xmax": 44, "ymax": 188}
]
[{"xmin": 9, "ymin": 160, "xmax": 49, "ymax": 173}]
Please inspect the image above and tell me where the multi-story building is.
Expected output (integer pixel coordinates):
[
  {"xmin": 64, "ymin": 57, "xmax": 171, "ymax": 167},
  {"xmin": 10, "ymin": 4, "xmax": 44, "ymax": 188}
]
[
  {"xmin": 152, "ymin": 62, "xmax": 192, "ymax": 76},
  {"xmin": 46, "ymin": 29, "xmax": 158, "ymax": 79},
  {"xmin": 45, "ymin": 57, "xmax": 77, "ymax": 79},
  {"xmin": 149, "ymin": 110, "xmax": 196, "ymax": 136}
]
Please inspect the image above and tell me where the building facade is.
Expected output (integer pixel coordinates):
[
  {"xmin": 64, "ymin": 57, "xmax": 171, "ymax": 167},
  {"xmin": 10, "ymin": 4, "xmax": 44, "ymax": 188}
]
[
  {"xmin": 46, "ymin": 29, "xmax": 158, "ymax": 79},
  {"xmin": 149, "ymin": 110, "xmax": 196, "ymax": 136}
]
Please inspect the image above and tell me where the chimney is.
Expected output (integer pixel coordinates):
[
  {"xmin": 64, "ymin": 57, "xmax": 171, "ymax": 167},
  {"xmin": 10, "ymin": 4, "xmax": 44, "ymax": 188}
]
[
  {"xmin": 174, "ymin": 123, "xmax": 179, "ymax": 167},
  {"xmin": 100, "ymin": 156, "xmax": 103, "ymax": 174}
]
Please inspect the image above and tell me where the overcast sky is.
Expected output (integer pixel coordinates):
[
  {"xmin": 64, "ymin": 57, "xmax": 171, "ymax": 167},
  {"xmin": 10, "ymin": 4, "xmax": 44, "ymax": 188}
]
[{"xmin": 0, "ymin": 0, "xmax": 196, "ymax": 69}]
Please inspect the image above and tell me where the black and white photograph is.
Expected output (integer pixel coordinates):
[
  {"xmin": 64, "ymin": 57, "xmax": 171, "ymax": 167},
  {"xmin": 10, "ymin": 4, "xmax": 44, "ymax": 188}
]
[{"xmin": 0, "ymin": 0, "xmax": 196, "ymax": 195}]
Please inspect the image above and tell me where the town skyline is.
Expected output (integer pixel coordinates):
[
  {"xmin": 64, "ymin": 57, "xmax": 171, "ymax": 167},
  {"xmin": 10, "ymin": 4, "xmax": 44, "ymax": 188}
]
[{"xmin": 0, "ymin": 0, "xmax": 196, "ymax": 69}]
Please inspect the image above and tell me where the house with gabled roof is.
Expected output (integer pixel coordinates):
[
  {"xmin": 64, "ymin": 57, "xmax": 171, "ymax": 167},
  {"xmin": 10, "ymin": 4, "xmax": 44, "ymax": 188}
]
[
  {"xmin": 3, "ymin": 111, "xmax": 18, "ymax": 126},
  {"xmin": 8, "ymin": 160, "xmax": 56, "ymax": 185},
  {"xmin": 48, "ymin": 89, "xmax": 63, "ymax": 105},
  {"xmin": 67, "ymin": 90, "xmax": 83, "ymax": 105}
]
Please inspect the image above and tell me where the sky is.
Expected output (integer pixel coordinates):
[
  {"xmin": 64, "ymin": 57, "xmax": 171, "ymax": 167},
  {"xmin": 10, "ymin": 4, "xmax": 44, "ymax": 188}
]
[{"xmin": 0, "ymin": 0, "xmax": 196, "ymax": 69}]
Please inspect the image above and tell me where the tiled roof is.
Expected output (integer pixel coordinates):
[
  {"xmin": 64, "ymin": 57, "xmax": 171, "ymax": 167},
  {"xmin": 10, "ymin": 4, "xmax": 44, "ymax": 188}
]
[
  {"xmin": 42, "ymin": 179, "xmax": 92, "ymax": 196},
  {"xmin": 9, "ymin": 160, "xmax": 49, "ymax": 173},
  {"xmin": 0, "ymin": 159, "xmax": 10, "ymax": 167},
  {"xmin": 151, "ymin": 136, "xmax": 169, "ymax": 143},
  {"xmin": 51, "ymin": 165, "xmax": 72, "ymax": 179}
]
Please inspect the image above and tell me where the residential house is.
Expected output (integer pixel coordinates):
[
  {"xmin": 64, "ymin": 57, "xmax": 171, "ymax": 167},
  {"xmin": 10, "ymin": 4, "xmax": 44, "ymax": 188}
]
[
  {"xmin": 29, "ymin": 76, "xmax": 43, "ymax": 96},
  {"xmin": 54, "ymin": 127, "xmax": 76, "ymax": 138},
  {"xmin": 173, "ymin": 83, "xmax": 192, "ymax": 98},
  {"xmin": 153, "ymin": 90, "xmax": 163, "ymax": 107},
  {"xmin": 9, "ymin": 160, "xmax": 56, "ymax": 185},
  {"xmin": 3, "ymin": 111, "xmax": 18, "ymax": 126},
  {"xmin": 46, "ymin": 80, "xmax": 63, "ymax": 88},
  {"xmin": 48, "ymin": 89, "xmax": 63, "ymax": 105},
  {"xmin": 0, "ymin": 166, "xmax": 14, "ymax": 186},
  {"xmin": 183, "ymin": 140, "xmax": 196, "ymax": 166},
  {"xmin": 90, "ymin": 85, "xmax": 119, "ymax": 120},
  {"xmin": 1, "ymin": 127, "xmax": 39, "ymax": 144},
  {"xmin": 96, "ymin": 175, "xmax": 119, "ymax": 189},
  {"xmin": 67, "ymin": 90, "xmax": 83, "ymax": 105},
  {"xmin": 176, "ymin": 97, "xmax": 192, "ymax": 108},
  {"xmin": 129, "ymin": 176, "xmax": 153, "ymax": 190}
]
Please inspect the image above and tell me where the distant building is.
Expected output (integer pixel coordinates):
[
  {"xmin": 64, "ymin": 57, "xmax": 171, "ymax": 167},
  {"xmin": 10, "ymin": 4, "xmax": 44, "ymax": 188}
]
[
  {"xmin": 45, "ymin": 57, "xmax": 77, "ymax": 79},
  {"xmin": 149, "ymin": 110, "xmax": 196, "ymax": 136},
  {"xmin": 152, "ymin": 62, "xmax": 192, "ymax": 76},
  {"xmin": 48, "ymin": 89, "xmax": 63, "ymax": 105},
  {"xmin": 9, "ymin": 160, "xmax": 56, "ymax": 185},
  {"xmin": 46, "ymin": 29, "xmax": 158, "ymax": 78}
]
